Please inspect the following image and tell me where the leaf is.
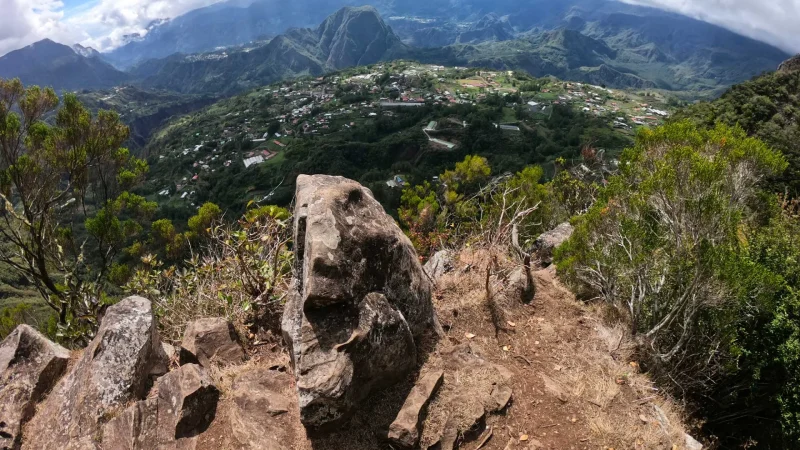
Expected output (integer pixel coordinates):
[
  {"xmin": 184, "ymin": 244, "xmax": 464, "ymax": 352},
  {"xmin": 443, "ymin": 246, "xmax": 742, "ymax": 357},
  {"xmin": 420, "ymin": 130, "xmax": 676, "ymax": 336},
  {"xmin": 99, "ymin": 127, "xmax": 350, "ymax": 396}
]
[
  {"xmin": 519, "ymin": 434, "xmax": 529, "ymax": 441},
  {"xmin": 465, "ymin": 332, "xmax": 476, "ymax": 339},
  {"xmin": 507, "ymin": 320, "xmax": 516, "ymax": 327}
]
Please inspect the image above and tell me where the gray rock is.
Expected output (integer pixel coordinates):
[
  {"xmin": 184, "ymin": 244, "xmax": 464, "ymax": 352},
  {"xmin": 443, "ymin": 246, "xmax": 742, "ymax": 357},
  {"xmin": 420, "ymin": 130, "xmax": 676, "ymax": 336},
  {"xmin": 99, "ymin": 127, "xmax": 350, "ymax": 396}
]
[
  {"xmin": 179, "ymin": 318, "xmax": 244, "ymax": 367},
  {"xmin": 388, "ymin": 370, "xmax": 444, "ymax": 448},
  {"xmin": 424, "ymin": 250, "xmax": 454, "ymax": 282},
  {"xmin": 0, "ymin": 325, "xmax": 70, "ymax": 449},
  {"xmin": 228, "ymin": 368, "xmax": 295, "ymax": 449},
  {"xmin": 102, "ymin": 364, "xmax": 219, "ymax": 450},
  {"xmin": 23, "ymin": 296, "xmax": 169, "ymax": 450},
  {"xmin": 282, "ymin": 175, "xmax": 440, "ymax": 430},
  {"xmin": 685, "ymin": 433, "xmax": 703, "ymax": 450},
  {"xmin": 531, "ymin": 222, "xmax": 574, "ymax": 266}
]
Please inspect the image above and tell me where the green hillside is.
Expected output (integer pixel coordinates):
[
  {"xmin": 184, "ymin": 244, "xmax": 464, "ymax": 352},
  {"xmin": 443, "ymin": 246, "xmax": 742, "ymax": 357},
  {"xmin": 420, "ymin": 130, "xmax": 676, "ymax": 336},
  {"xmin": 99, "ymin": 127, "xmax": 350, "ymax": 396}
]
[{"xmin": 139, "ymin": 61, "xmax": 674, "ymax": 220}]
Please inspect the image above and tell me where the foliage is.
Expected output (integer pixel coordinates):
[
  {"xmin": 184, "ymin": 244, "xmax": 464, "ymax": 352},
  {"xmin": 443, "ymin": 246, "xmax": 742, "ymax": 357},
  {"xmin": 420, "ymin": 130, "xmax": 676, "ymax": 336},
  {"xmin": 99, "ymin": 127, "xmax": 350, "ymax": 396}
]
[
  {"xmin": 126, "ymin": 204, "xmax": 293, "ymax": 343},
  {"xmin": 674, "ymin": 69, "xmax": 800, "ymax": 196},
  {"xmin": 555, "ymin": 121, "xmax": 799, "ymax": 447},
  {"xmin": 0, "ymin": 79, "xmax": 149, "ymax": 346},
  {"xmin": 400, "ymin": 155, "xmax": 560, "ymax": 256}
]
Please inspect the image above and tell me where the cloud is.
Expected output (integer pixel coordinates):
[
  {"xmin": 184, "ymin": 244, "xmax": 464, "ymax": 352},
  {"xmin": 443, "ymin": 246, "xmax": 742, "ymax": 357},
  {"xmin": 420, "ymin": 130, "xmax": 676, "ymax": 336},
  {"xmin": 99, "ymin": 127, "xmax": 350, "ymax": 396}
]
[
  {"xmin": 0, "ymin": 0, "xmax": 224, "ymax": 56},
  {"xmin": 0, "ymin": 0, "xmax": 83, "ymax": 56},
  {"xmin": 65, "ymin": 0, "xmax": 224, "ymax": 51},
  {"xmin": 620, "ymin": 0, "xmax": 800, "ymax": 53}
]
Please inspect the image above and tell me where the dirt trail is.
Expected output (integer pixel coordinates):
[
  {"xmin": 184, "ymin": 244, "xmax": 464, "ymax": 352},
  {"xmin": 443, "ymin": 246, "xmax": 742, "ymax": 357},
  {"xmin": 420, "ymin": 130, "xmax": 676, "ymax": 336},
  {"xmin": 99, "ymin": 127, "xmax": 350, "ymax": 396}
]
[{"xmin": 199, "ymin": 248, "xmax": 693, "ymax": 449}]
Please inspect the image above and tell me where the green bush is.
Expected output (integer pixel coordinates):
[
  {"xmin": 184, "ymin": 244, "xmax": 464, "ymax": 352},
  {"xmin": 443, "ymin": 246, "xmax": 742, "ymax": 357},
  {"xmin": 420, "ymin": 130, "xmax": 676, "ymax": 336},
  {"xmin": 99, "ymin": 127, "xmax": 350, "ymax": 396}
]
[{"xmin": 556, "ymin": 121, "xmax": 800, "ymax": 447}]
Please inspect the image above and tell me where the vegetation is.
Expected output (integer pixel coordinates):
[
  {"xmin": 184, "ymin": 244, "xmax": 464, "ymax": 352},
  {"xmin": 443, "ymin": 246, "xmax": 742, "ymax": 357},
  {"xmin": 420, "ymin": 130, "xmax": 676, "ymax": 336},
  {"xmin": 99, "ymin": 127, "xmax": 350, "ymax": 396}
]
[
  {"xmin": 674, "ymin": 68, "xmax": 800, "ymax": 196},
  {"xmin": 555, "ymin": 121, "xmax": 799, "ymax": 448},
  {"xmin": 0, "ymin": 79, "xmax": 150, "ymax": 344}
]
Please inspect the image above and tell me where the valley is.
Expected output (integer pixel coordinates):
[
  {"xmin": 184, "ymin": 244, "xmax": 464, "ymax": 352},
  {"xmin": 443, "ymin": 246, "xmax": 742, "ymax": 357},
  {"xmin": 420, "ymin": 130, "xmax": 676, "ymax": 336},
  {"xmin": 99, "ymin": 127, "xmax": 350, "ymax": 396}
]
[{"xmin": 140, "ymin": 61, "xmax": 673, "ymax": 218}]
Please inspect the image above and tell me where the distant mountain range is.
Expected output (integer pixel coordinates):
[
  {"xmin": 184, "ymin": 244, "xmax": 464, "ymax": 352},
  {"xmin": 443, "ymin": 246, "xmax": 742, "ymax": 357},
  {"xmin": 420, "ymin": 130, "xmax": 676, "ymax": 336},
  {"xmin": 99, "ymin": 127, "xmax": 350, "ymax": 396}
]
[
  {"xmin": 0, "ymin": 1, "xmax": 791, "ymax": 96},
  {"xmin": 0, "ymin": 39, "xmax": 128, "ymax": 91},
  {"xmin": 131, "ymin": 6, "xmax": 409, "ymax": 95}
]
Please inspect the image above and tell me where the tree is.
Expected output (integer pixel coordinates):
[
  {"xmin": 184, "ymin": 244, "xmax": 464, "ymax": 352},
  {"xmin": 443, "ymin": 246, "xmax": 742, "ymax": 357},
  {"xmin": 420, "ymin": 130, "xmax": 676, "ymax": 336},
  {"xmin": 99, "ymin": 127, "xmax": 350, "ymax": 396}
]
[{"xmin": 0, "ymin": 79, "xmax": 150, "ymax": 344}]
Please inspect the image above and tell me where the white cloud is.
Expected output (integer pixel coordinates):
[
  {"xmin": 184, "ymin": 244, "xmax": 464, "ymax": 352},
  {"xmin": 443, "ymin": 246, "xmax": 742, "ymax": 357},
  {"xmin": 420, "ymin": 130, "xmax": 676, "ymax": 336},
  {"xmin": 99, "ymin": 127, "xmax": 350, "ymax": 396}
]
[
  {"xmin": 0, "ymin": 0, "xmax": 224, "ymax": 56},
  {"xmin": 0, "ymin": 0, "xmax": 84, "ymax": 56},
  {"xmin": 65, "ymin": 0, "xmax": 224, "ymax": 51},
  {"xmin": 620, "ymin": 0, "xmax": 800, "ymax": 53}
]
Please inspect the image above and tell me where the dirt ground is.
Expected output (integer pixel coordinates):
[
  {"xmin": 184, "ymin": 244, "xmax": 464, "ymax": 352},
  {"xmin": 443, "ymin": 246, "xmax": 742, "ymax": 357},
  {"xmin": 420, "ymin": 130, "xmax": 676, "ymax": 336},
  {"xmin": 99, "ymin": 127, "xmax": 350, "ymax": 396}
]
[{"xmin": 197, "ymin": 247, "xmax": 695, "ymax": 450}]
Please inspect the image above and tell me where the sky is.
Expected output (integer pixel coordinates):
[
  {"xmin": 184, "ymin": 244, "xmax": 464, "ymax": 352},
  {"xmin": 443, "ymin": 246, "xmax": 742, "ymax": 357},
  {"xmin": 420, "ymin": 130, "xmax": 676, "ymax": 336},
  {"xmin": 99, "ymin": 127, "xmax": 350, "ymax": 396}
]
[{"xmin": 0, "ymin": 0, "xmax": 799, "ymax": 57}]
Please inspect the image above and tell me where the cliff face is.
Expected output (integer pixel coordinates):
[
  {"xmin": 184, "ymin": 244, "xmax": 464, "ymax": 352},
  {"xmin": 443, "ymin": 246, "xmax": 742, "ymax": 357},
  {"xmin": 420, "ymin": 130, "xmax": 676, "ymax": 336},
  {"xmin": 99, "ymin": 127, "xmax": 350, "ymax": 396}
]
[{"xmin": 778, "ymin": 54, "xmax": 800, "ymax": 73}]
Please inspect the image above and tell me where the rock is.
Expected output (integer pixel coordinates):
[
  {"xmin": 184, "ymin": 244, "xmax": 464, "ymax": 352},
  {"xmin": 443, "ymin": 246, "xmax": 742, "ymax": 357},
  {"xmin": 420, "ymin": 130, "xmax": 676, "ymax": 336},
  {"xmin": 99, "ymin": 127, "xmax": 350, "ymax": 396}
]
[
  {"xmin": 0, "ymin": 325, "xmax": 70, "ymax": 449},
  {"xmin": 228, "ymin": 368, "xmax": 295, "ymax": 449},
  {"xmin": 157, "ymin": 364, "xmax": 220, "ymax": 441},
  {"xmin": 102, "ymin": 364, "xmax": 219, "ymax": 450},
  {"xmin": 424, "ymin": 250, "xmax": 454, "ymax": 282},
  {"xmin": 531, "ymin": 222, "xmax": 574, "ymax": 266},
  {"xmin": 430, "ymin": 345, "xmax": 513, "ymax": 449},
  {"xmin": 489, "ymin": 384, "xmax": 513, "ymax": 412},
  {"xmin": 388, "ymin": 370, "xmax": 444, "ymax": 448},
  {"xmin": 541, "ymin": 374, "xmax": 568, "ymax": 403},
  {"xmin": 438, "ymin": 397, "xmax": 486, "ymax": 450},
  {"xmin": 685, "ymin": 433, "xmax": 703, "ymax": 450},
  {"xmin": 778, "ymin": 54, "xmax": 800, "ymax": 73},
  {"xmin": 24, "ymin": 296, "xmax": 169, "ymax": 450},
  {"xmin": 505, "ymin": 266, "xmax": 535, "ymax": 304},
  {"xmin": 282, "ymin": 175, "xmax": 440, "ymax": 429},
  {"xmin": 101, "ymin": 397, "xmax": 159, "ymax": 450},
  {"xmin": 179, "ymin": 318, "xmax": 244, "ymax": 367}
]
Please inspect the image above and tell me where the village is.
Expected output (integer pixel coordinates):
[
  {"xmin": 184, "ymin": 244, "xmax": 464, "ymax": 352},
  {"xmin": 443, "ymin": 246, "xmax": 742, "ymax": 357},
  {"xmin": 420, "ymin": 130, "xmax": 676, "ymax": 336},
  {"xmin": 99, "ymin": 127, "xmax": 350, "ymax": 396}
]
[{"xmin": 147, "ymin": 61, "xmax": 674, "ymax": 206}]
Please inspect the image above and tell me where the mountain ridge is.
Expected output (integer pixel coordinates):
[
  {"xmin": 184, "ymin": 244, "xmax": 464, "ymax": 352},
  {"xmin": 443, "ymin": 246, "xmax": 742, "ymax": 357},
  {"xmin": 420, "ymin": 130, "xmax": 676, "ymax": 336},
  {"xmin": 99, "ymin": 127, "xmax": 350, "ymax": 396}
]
[{"xmin": 0, "ymin": 39, "xmax": 129, "ymax": 91}]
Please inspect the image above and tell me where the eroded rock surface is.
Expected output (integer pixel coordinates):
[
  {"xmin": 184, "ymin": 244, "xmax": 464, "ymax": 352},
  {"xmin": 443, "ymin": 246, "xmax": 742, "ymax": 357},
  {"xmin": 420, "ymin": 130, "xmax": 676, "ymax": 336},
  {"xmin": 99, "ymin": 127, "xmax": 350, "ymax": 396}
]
[
  {"xmin": 102, "ymin": 363, "xmax": 219, "ymax": 450},
  {"xmin": 179, "ymin": 318, "xmax": 244, "ymax": 367},
  {"xmin": 0, "ymin": 325, "xmax": 70, "ymax": 449},
  {"xmin": 531, "ymin": 222, "xmax": 574, "ymax": 266},
  {"xmin": 228, "ymin": 368, "xmax": 295, "ymax": 449},
  {"xmin": 23, "ymin": 296, "xmax": 168, "ymax": 450},
  {"xmin": 388, "ymin": 370, "xmax": 444, "ymax": 448},
  {"xmin": 424, "ymin": 250, "xmax": 454, "ymax": 282},
  {"xmin": 282, "ymin": 174, "xmax": 440, "ymax": 430}
]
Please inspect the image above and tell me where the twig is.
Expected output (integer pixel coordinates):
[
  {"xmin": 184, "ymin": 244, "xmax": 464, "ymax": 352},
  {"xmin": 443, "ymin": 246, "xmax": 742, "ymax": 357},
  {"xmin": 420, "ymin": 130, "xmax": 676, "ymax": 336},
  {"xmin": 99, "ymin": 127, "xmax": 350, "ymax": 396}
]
[
  {"xmin": 514, "ymin": 354, "xmax": 532, "ymax": 365},
  {"xmin": 473, "ymin": 426, "xmax": 493, "ymax": 450}
]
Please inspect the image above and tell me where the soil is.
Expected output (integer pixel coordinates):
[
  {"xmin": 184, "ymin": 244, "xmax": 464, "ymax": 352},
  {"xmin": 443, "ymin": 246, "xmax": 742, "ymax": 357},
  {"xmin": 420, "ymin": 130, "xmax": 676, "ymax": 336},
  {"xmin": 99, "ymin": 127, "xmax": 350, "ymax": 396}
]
[{"xmin": 190, "ymin": 247, "xmax": 693, "ymax": 450}]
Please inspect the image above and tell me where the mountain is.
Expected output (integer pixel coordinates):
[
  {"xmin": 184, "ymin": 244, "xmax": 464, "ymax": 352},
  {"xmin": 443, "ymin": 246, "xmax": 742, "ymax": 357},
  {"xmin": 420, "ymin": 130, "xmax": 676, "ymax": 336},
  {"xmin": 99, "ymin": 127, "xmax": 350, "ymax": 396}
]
[
  {"xmin": 136, "ymin": 6, "xmax": 409, "ymax": 95},
  {"xmin": 104, "ymin": 0, "xmax": 380, "ymax": 69},
  {"xmin": 0, "ymin": 39, "xmax": 129, "ymax": 91}
]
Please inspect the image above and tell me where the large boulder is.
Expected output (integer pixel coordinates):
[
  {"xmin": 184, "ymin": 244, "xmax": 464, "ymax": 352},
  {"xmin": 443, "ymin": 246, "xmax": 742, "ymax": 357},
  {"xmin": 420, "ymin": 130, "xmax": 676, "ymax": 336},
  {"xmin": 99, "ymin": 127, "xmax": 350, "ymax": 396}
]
[
  {"xmin": 23, "ymin": 296, "xmax": 169, "ymax": 450},
  {"xmin": 0, "ymin": 325, "xmax": 70, "ymax": 449},
  {"xmin": 179, "ymin": 318, "xmax": 244, "ymax": 367},
  {"xmin": 102, "ymin": 364, "xmax": 219, "ymax": 450},
  {"xmin": 531, "ymin": 222, "xmax": 574, "ymax": 266},
  {"xmin": 282, "ymin": 174, "xmax": 440, "ymax": 429}
]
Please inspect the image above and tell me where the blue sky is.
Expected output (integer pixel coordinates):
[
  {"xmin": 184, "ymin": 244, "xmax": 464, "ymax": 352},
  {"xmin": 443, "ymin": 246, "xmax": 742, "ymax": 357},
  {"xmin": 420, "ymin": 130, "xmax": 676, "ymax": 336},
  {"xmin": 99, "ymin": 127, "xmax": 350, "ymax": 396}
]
[{"xmin": 1, "ymin": 0, "xmax": 799, "ymax": 57}]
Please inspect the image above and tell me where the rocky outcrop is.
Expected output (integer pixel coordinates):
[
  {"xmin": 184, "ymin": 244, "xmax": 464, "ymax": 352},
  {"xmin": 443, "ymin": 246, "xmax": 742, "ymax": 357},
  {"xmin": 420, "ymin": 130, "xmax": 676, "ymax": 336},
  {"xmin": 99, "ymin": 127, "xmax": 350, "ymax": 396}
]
[
  {"xmin": 23, "ymin": 296, "xmax": 169, "ymax": 450},
  {"xmin": 179, "ymin": 318, "xmax": 244, "ymax": 367},
  {"xmin": 282, "ymin": 174, "xmax": 440, "ymax": 430},
  {"xmin": 778, "ymin": 54, "xmax": 800, "ymax": 73},
  {"xmin": 228, "ymin": 368, "xmax": 296, "ymax": 449},
  {"xmin": 388, "ymin": 370, "xmax": 444, "ymax": 448},
  {"xmin": 424, "ymin": 250, "xmax": 454, "ymax": 282},
  {"xmin": 0, "ymin": 325, "xmax": 70, "ymax": 449},
  {"xmin": 532, "ymin": 222, "xmax": 574, "ymax": 266},
  {"xmin": 102, "ymin": 363, "xmax": 219, "ymax": 449}
]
